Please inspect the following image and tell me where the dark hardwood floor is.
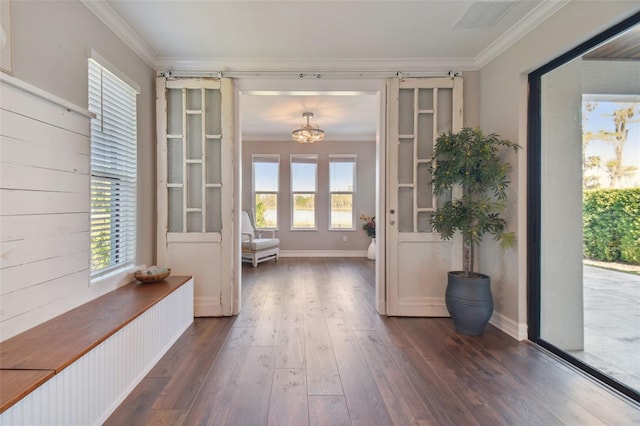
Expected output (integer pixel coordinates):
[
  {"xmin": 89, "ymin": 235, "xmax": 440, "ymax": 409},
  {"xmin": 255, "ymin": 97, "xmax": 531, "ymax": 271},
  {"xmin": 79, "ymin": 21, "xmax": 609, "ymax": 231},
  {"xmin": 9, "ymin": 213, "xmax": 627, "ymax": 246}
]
[{"xmin": 106, "ymin": 258, "xmax": 640, "ymax": 425}]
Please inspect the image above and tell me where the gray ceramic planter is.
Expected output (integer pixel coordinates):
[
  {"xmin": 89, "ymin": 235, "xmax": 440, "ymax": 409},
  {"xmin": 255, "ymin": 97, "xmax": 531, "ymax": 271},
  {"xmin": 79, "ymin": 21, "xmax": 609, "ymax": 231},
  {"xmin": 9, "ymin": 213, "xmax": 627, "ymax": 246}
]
[{"xmin": 445, "ymin": 271, "xmax": 493, "ymax": 336}]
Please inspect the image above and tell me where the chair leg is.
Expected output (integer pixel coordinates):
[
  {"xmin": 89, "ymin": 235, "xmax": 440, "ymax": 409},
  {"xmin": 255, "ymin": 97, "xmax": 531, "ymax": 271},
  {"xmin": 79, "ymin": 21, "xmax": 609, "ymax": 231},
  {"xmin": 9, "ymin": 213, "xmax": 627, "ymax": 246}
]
[{"xmin": 252, "ymin": 255, "xmax": 257, "ymax": 267}]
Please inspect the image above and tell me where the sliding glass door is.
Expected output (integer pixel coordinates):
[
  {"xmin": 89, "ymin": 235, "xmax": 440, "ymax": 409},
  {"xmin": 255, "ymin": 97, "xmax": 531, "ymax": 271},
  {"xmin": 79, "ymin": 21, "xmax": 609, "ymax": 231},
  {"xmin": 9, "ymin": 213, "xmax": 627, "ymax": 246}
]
[{"xmin": 528, "ymin": 13, "xmax": 640, "ymax": 402}]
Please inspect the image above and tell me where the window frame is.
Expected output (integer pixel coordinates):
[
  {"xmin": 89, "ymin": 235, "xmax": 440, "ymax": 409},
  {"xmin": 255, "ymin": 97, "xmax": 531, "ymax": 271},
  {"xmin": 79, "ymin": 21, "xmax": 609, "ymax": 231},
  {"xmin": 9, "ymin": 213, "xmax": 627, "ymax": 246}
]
[
  {"xmin": 88, "ymin": 58, "xmax": 138, "ymax": 278},
  {"xmin": 251, "ymin": 154, "xmax": 280, "ymax": 229},
  {"xmin": 290, "ymin": 154, "xmax": 318, "ymax": 230},
  {"xmin": 328, "ymin": 154, "xmax": 357, "ymax": 231}
]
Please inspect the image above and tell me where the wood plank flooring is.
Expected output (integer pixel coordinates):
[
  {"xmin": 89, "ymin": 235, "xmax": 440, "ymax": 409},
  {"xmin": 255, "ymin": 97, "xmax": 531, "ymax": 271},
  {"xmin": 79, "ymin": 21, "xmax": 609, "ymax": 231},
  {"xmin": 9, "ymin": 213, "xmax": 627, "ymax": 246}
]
[{"xmin": 106, "ymin": 258, "xmax": 640, "ymax": 425}]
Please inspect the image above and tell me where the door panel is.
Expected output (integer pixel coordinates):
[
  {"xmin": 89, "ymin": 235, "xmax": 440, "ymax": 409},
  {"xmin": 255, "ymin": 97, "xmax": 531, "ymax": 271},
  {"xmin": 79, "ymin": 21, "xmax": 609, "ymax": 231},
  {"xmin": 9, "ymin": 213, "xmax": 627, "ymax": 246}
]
[
  {"xmin": 386, "ymin": 77, "xmax": 463, "ymax": 316},
  {"xmin": 157, "ymin": 77, "xmax": 234, "ymax": 316}
]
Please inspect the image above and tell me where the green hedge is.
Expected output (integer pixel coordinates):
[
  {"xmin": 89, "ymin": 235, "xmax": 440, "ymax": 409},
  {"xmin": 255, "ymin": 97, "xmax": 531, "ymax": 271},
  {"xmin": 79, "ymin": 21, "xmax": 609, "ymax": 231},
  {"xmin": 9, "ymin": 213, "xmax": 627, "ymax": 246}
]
[{"xmin": 583, "ymin": 188, "xmax": 640, "ymax": 264}]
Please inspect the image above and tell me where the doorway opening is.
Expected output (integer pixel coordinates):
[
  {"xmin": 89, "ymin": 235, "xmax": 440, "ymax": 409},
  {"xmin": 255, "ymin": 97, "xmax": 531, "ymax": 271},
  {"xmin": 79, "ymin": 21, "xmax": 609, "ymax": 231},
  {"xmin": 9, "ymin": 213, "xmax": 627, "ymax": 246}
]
[{"xmin": 234, "ymin": 79, "xmax": 387, "ymax": 315}]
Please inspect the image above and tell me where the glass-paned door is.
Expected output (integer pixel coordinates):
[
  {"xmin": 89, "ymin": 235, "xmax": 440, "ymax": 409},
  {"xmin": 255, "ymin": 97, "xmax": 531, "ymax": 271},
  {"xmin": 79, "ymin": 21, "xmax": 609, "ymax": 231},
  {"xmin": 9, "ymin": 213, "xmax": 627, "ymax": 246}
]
[
  {"xmin": 157, "ymin": 77, "xmax": 234, "ymax": 316},
  {"xmin": 386, "ymin": 77, "xmax": 463, "ymax": 315}
]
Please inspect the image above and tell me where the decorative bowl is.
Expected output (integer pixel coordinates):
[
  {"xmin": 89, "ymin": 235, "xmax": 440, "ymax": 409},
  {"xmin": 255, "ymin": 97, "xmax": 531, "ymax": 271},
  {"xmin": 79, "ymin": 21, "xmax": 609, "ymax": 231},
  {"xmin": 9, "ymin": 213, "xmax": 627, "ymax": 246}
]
[{"xmin": 134, "ymin": 267, "xmax": 171, "ymax": 283}]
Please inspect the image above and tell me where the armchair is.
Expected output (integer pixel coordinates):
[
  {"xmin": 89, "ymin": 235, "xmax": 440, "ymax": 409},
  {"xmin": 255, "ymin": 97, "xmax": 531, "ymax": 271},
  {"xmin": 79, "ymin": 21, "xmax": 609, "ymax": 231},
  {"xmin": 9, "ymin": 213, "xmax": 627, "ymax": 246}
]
[{"xmin": 241, "ymin": 210, "xmax": 280, "ymax": 267}]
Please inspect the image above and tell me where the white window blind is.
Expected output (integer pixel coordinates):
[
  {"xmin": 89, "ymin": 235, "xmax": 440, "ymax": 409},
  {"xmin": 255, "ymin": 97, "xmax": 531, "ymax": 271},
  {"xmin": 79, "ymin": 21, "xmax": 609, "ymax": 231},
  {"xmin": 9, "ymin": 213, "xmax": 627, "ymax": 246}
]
[{"xmin": 88, "ymin": 59, "xmax": 138, "ymax": 275}]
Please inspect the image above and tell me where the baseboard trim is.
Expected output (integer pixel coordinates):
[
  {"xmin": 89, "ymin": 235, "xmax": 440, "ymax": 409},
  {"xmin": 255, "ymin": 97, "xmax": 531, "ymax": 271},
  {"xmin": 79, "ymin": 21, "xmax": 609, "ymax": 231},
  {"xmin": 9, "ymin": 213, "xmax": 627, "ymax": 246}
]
[
  {"xmin": 194, "ymin": 297, "xmax": 224, "ymax": 316},
  {"xmin": 490, "ymin": 311, "xmax": 528, "ymax": 340},
  {"xmin": 279, "ymin": 250, "xmax": 367, "ymax": 258}
]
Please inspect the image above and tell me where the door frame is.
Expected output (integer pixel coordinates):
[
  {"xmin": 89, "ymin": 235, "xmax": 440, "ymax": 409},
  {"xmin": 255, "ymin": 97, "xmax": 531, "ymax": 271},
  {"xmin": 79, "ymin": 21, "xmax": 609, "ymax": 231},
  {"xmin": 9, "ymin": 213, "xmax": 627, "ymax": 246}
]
[{"xmin": 233, "ymin": 78, "xmax": 388, "ymax": 315}]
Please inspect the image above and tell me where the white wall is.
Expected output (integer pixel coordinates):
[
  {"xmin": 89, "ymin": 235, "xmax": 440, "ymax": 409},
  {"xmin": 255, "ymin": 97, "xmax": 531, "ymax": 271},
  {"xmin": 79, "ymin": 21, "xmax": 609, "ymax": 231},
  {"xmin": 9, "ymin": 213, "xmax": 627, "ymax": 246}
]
[
  {"xmin": 479, "ymin": 1, "xmax": 640, "ymax": 336},
  {"xmin": 583, "ymin": 59, "xmax": 640, "ymax": 94},
  {"xmin": 539, "ymin": 59, "xmax": 585, "ymax": 349},
  {"xmin": 1, "ymin": 1, "xmax": 155, "ymax": 340},
  {"xmin": 242, "ymin": 140, "xmax": 375, "ymax": 252},
  {"xmin": 462, "ymin": 71, "xmax": 480, "ymax": 129}
]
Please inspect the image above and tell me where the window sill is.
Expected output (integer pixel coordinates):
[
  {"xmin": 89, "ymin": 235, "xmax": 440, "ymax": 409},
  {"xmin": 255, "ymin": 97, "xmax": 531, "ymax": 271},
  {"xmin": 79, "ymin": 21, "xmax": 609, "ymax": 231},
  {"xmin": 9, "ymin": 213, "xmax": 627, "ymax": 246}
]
[{"xmin": 90, "ymin": 263, "xmax": 145, "ymax": 289}]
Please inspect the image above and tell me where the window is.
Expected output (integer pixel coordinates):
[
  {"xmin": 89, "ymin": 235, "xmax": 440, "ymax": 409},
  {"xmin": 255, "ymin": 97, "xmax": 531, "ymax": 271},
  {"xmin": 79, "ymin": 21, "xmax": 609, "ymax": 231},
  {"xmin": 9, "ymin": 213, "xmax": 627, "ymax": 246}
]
[
  {"xmin": 88, "ymin": 59, "xmax": 138, "ymax": 276},
  {"xmin": 252, "ymin": 154, "xmax": 279, "ymax": 228},
  {"xmin": 291, "ymin": 154, "xmax": 317, "ymax": 229},
  {"xmin": 329, "ymin": 155, "xmax": 356, "ymax": 229}
]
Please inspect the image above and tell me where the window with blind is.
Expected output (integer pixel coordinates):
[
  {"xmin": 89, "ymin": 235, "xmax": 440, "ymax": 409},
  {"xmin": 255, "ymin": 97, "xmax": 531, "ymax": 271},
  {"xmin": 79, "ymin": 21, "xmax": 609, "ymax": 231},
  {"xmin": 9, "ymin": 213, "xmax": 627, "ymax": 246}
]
[
  {"xmin": 291, "ymin": 154, "xmax": 317, "ymax": 230},
  {"xmin": 88, "ymin": 59, "xmax": 138, "ymax": 276},
  {"xmin": 329, "ymin": 155, "xmax": 356, "ymax": 230},
  {"xmin": 252, "ymin": 154, "xmax": 279, "ymax": 229}
]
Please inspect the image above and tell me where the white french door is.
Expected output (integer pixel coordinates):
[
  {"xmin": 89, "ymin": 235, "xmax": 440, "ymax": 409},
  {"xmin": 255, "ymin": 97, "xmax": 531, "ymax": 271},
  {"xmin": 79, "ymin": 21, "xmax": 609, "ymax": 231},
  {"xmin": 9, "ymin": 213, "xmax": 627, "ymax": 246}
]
[
  {"xmin": 386, "ymin": 77, "xmax": 463, "ymax": 316},
  {"xmin": 156, "ymin": 77, "xmax": 234, "ymax": 316}
]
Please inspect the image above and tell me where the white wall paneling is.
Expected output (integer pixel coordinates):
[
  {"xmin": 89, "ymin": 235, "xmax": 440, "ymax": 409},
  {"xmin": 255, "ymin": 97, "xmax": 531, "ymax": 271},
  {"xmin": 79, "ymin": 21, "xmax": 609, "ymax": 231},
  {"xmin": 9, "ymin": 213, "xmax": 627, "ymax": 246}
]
[{"xmin": 0, "ymin": 74, "xmax": 94, "ymax": 340}]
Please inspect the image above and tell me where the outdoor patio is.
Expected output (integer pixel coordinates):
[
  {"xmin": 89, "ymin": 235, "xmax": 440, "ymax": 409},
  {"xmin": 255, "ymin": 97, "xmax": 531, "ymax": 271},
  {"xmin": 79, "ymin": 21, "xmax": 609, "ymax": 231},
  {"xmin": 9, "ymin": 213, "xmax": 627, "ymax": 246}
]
[{"xmin": 568, "ymin": 265, "xmax": 640, "ymax": 392}]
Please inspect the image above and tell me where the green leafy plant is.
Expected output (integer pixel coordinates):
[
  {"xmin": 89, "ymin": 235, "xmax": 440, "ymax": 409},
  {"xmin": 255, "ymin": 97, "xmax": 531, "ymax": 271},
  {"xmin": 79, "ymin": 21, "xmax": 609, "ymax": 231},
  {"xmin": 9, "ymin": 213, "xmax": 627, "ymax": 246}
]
[
  {"xmin": 430, "ymin": 127, "xmax": 521, "ymax": 277},
  {"xmin": 583, "ymin": 188, "xmax": 640, "ymax": 264},
  {"xmin": 255, "ymin": 199, "xmax": 267, "ymax": 228}
]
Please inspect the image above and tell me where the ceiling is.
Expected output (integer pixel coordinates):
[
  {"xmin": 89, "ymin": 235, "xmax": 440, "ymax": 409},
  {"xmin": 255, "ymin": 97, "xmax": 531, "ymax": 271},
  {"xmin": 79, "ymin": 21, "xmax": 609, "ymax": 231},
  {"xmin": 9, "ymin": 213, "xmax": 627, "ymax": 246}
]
[
  {"xmin": 84, "ymin": 0, "xmax": 571, "ymax": 141},
  {"xmin": 583, "ymin": 24, "xmax": 640, "ymax": 61},
  {"xmin": 241, "ymin": 92, "xmax": 379, "ymax": 142}
]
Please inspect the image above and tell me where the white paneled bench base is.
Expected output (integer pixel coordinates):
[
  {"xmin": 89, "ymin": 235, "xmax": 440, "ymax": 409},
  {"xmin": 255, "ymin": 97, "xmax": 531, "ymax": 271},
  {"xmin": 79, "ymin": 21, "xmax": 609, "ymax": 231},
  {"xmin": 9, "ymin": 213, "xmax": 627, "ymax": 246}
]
[{"xmin": 0, "ymin": 276, "xmax": 194, "ymax": 425}]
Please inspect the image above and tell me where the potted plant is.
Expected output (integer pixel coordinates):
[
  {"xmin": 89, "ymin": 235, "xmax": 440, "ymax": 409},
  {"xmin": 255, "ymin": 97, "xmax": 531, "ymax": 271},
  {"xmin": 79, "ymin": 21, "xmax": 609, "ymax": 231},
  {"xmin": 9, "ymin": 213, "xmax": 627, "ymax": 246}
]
[
  {"xmin": 360, "ymin": 213, "xmax": 376, "ymax": 260},
  {"xmin": 430, "ymin": 127, "xmax": 520, "ymax": 335}
]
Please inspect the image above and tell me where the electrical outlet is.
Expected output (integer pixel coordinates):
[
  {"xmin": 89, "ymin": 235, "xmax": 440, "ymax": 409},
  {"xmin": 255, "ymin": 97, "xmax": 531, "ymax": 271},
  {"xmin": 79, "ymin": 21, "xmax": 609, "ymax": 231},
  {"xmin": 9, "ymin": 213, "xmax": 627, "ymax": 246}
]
[{"xmin": 342, "ymin": 235, "xmax": 347, "ymax": 242}]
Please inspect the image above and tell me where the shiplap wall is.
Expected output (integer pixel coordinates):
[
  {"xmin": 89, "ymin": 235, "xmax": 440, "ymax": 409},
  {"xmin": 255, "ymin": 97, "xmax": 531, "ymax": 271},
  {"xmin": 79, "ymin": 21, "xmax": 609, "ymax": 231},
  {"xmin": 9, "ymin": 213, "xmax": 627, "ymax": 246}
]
[{"xmin": 0, "ymin": 74, "xmax": 97, "ymax": 340}]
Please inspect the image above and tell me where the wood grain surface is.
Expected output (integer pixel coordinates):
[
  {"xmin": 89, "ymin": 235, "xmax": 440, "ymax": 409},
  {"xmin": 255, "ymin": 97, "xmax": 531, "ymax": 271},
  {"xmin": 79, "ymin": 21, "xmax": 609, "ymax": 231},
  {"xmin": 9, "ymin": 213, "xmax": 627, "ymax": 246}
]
[{"xmin": 105, "ymin": 259, "xmax": 640, "ymax": 425}]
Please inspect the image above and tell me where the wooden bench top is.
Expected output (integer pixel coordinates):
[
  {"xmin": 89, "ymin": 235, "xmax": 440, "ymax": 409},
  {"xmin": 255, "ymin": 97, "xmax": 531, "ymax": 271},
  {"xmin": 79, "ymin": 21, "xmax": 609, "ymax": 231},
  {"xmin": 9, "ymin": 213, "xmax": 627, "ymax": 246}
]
[
  {"xmin": 0, "ymin": 276, "xmax": 192, "ymax": 414},
  {"xmin": 0, "ymin": 370, "xmax": 55, "ymax": 413},
  {"xmin": 0, "ymin": 276, "xmax": 191, "ymax": 372}
]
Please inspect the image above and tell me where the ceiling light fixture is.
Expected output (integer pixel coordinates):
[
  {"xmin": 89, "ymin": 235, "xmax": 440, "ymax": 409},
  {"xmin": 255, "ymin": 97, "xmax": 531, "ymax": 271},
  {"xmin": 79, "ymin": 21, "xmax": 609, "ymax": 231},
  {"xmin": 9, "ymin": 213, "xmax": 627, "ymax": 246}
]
[{"xmin": 291, "ymin": 112, "xmax": 325, "ymax": 144}]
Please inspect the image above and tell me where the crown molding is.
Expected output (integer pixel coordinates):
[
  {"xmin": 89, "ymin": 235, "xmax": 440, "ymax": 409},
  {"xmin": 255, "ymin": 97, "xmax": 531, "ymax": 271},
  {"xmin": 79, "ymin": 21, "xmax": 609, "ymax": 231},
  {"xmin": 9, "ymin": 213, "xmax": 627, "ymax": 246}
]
[
  {"xmin": 473, "ymin": 0, "xmax": 570, "ymax": 68},
  {"xmin": 81, "ymin": 0, "xmax": 158, "ymax": 69},
  {"xmin": 155, "ymin": 56, "xmax": 477, "ymax": 74}
]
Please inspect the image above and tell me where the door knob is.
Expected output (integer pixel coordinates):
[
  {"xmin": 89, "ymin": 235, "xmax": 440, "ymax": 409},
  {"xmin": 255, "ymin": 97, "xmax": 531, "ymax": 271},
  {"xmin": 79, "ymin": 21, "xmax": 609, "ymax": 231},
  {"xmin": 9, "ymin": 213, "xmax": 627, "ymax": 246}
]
[
  {"xmin": 390, "ymin": 220, "xmax": 395, "ymax": 225},
  {"xmin": 389, "ymin": 209, "xmax": 395, "ymax": 214}
]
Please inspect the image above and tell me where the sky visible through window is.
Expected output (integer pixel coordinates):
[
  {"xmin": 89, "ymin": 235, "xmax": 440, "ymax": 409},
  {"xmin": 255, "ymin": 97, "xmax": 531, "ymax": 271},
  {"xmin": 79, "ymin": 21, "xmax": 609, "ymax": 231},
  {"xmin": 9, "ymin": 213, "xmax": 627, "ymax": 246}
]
[
  {"xmin": 582, "ymin": 98, "xmax": 640, "ymax": 188},
  {"xmin": 330, "ymin": 162, "xmax": 355, "ymax": 191},
  {"xmin": 255, "ymin": 159, "xmax": 355, "ymax": 191},
  {"xmin": 254, "ymin": 162, "xmax": 278, "ymax": 192},
  {"xmin": 292, "ymin": 162, "xmax": 316, "ymax": 191}
]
